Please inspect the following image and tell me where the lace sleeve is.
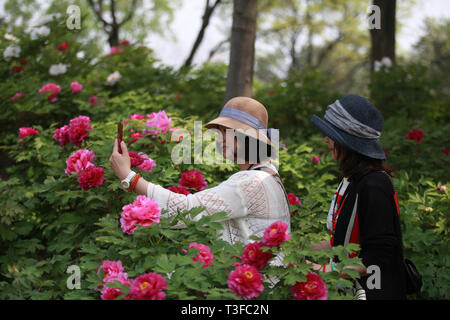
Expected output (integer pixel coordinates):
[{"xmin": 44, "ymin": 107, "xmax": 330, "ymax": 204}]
[{"xmin": 146, "ymin": 178, "xmax": 243, "ymax": 226}]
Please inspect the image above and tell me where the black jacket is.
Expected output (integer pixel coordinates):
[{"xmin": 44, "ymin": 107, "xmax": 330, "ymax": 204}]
[{"xmin": 333, "ymin": 170, "xmax": 407, "ymax": 300}]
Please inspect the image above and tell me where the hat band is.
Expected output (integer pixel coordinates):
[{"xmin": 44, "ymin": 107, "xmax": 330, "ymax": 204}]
[
  {"xmin": 324, "ymin": 100, "xmax": 381, "ymax": 139},
  {"xmin": 219, "ymin": 107, "xmax": 275, "ymax": 140}
]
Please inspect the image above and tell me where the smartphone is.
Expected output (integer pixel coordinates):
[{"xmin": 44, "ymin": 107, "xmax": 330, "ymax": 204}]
[{"xmin": 117, "ymin": 121, "xmax": 123, "ymax": 154}]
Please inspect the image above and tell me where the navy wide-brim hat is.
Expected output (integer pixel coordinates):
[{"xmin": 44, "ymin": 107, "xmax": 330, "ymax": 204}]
[{"xmin": 310, "ymin": 94, "xmax": 386, "ymax": 160}]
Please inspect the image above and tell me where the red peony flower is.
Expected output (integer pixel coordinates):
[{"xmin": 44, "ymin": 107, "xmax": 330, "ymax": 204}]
[
  {"xmin": 179, "ymin": 169, "xmax": 208, "ymax": 192},
  {"xmin": 12, "ymin": 65, "xmax": 22, "ymax": 72},
  {"xmin": 39, "ymin": 83, "xmax": 61, "ymax": 102},
  {"xmin": 312, "ymin": 156, "xmax": 320, "ymax": 164},
  {"xmin": 168, "ymin": 185, "xmax": 190, "ymax": 196},
  {"xmin": 129, "ymin": 273, "xmax": 167, "ymax": 300},
  {"xmin": 261, "ymin": 221, "xmax": 291, "ymax": 247},
  {"xmin": 287, "ymin": 193, "xmax": 301, "ymax": 205},
  {"xmin": 57, "ymin": 42, "xmax": 69, "ymax": 51},
  {"xmin": 131, "ymin": 132, "xmax": 142, "ymax": 142},
  {"xmin": 68, "ymin": 115, "xmax": 92, "ymax": 147},
  {"xmin": 119, "ymin": 40, "xmax": 130, "ymax": 46},
  {"xmin": 18, "ymin": 127, "xmax": 39, "ymax": 139},
  {"xmin": 405, "ymin": 129, "xmax": 424, "ymax": 143},
  {"xmin": 241, "ymin": 242, "xmax": 272, "ymax": 270},
  {"xmin": 227, "ymin": 264, "xmax": 264, "ymax": 299},
  {"xmin": 53, "ymin": 125, "xmax": 70, "ymax": 147},
  {"xmin": 188, "ymin": 242, "xmax": 214, "ymax": 269},
  {"xmin": 290, "ymin": 272, "xmax": 328, "ymax": 300},
  {"xmin": 129, "ymin": 151, "xmax": 144, "ymax": 167},
  {"xmin": 442, "ymin": 148, "xmax": 450, "ymax": 155},
  {"xmin": 88, "ymin": 95, "xmax": 99, "ymax": 107},
  {"xmin": 77, "ymin": 165, "xmax": 106, "ymax": 191}
]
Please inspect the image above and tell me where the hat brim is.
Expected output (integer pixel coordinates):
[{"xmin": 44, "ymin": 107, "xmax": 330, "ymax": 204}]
[
  {"xmin": 205, "ymin": 116, "xmax": 273, "ymax": 147},
  {"xmin": 311, "ymin": 115, "xmax": 386, "ymax": 160}
]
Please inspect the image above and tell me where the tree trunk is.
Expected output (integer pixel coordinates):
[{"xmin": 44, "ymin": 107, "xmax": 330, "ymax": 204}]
[
  {"xmin": 370, "ymin": 0, "xmax": 396, "ymax": 72},
  {"xmin": 224, "ymin": 0, "xmax": 258, "ymax": 104}
]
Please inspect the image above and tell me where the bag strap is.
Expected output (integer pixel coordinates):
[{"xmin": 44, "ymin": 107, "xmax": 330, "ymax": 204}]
[{"xmin": 252, "ymin": 166, "xmax": 290, "ymax": 211}]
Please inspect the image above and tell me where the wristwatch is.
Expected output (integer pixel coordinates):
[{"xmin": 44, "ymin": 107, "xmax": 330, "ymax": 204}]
[{"xmin": 121, "ymin": 171, "xmax": 136, "ymax": 189}]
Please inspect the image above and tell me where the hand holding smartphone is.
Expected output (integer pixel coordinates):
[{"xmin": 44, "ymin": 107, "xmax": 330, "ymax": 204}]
[{"xmin": 117, "ymin": 121, "xmax": 123, "ymax": 154}]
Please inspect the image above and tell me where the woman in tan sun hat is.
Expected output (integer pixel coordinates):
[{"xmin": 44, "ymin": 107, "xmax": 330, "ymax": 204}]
[{"xmin": 110, "ymin": 96, "xmax": 290, "ymax": 247}]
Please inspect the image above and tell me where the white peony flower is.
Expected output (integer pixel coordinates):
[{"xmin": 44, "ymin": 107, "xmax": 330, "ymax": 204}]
[
  {"xmin": 29, "ymin": 26, "xmax": 51, "ymax": 40},
  {"xmin": 107, "ymin": 71, "xmax": 121, "ymax": 85},
  {"xmin": 374, "ymin": 56, "xmax": 393, "ymax": 72},
  {"xmin": 380, "ymin": 57, "xmax": 393, "ymax": 68},
  {"xmin": 49, "ymin": 63, "xmax": 67, "ymax": 76},
  {"xmin": 36, "ymin": 13, "xmax": 62, "ymax": 25},
  {"xmin": 4, "ymin": 33, "xmax": 19, "ymax": 43},
  {"xmin": 3, "ymin": 44, "xmax": 21, "ymax": 61}
]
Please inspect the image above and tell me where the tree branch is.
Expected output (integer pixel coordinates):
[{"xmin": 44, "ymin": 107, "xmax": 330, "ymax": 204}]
[
  {"xmin": 183, "ymin": 0, "xmax": 223, "ymax": 67},
  {"xmin": 87, "ymin": 0, "xmax": 110, "ymax": 27},
  {"xmin": 119, "ymin": 0, "xmax": 138, "ymax": 27}
]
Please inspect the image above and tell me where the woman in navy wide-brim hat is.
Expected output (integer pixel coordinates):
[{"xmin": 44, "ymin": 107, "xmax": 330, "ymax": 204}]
[{"xmin": 309, "ymin": 94, "xmax": 407, "ymax": 300}]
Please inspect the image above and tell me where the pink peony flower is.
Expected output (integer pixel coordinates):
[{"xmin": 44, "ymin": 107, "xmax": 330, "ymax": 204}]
[
  {"xmin": 406, "ymin": 129, "xmax": 424, "ymax": 143},
  {"xmin": 68, "ymin": 115, "xmax": 92, "ymax": 147},
  {"xmin": 57, "ymin": 42, "xmax": 69, "ymax": 51},
  {"xmin": 70, "ymin": 81, "xmax": 83, "ymax": 93},
  {"xmin": 108, "ymin": 46, "xmax": 123, "ymax": 55},
  {"xmin": 10, "ymin": 92, "xmax": 24, "ymax": 102},
  {"xmin": 179, "ymin": 169, "xmax": 208, "ymax": 192},
  {"xmin": 39, "ymin": 83, "xmax": 61, "ymax": 102},
  {"xmin": 312, "ymin": 156, "xmax": 321, "ymax": 164},
  {"xmin": 18, "ymin": 127, "xmax": 39, "ymax": 139},
  {"xmin": 188, "ymin": 242, "xmax": 214, "ymax": 269},
  {"xmin": 129, "ymin": 113, "xmax": 145, "ymax": 120},
  {"xmin": 88, "ymin": 95, "xmax": 99, "ymax": 107},
  {"xmin": 78, "ymin": 165, "xmax": 106, "ymax": 191},
  {"xmin": 287, "ymin": 193, "xmax": 301, "ymax": 205},
  {"xmin": 53, "ymin": 125, "xmax": 70, "ymax": 147},
  {"xmin": 129, "ymin": 151, "xmax": 144, "ymax": 167},
  {"xmin": 120, "ymin": 195, "xmax": 161, "ymax": 234},
  {"xmin": 167, "ymin": 185, "xmax": 190, "ymax": 196},
  {"xmin": 65, "ymin": 149, "xmax": 96, "ymax": 175},
  {"xmin": 137, "ymin": 153, "xmax": 156, "ymax": 172},
  {"xmin": 129, "ymin": 273, "xmax": 167, "ymax": 300},
  {"xmin": 227, "ymin": 264, "xmax": 264, "ymax": 299},
  {"xmin": 146, "ymin": 110, "xmax": 172, "ymax": 135},
  {"xmin": 98, "ymin": 260, "xmax": 127, "ymax": 281},
  {"xmin": 290, "ymin": 272, "xmax": 328, "ymax": 300},
  {"xmin": 438, "ymin": 185, "xmax": 447, "ymax": 192},
  {"xmin": 261, "ymin": 221, "xmax": 291, "ymax": 247},
  {"xmin": 241, "ymin": 242, "xmax": 272, "ymax": 270},
  {"xmin": 101, "ymin": 273, "xmax": 132, "ymax": 300}
]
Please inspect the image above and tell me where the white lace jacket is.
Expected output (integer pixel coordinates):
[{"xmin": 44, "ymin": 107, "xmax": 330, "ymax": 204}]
[{"xmin": 146, "ymin": 163, "xmax": 291, "ymax": 245}]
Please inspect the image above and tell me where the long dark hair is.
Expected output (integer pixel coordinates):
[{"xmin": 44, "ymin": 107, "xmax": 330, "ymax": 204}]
[{"xmin": 333, "ymin": 142, "xmax": 393, "ymax": 182}]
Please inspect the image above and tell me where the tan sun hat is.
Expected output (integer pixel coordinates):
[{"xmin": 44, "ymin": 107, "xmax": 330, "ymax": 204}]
[{"xmin": 205, "ymin": 97, "xmax": 275, "ymax": 146}]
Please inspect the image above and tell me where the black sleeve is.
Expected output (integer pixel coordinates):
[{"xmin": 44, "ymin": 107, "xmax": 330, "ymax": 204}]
[{"xmin": 357, "ymin": 183, "xmax": 398, "ymax": 269}]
